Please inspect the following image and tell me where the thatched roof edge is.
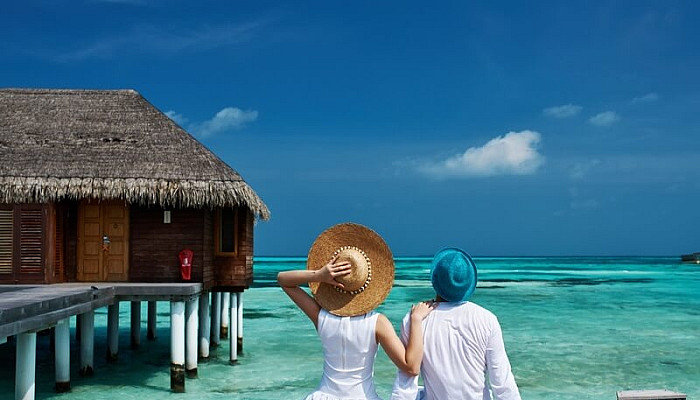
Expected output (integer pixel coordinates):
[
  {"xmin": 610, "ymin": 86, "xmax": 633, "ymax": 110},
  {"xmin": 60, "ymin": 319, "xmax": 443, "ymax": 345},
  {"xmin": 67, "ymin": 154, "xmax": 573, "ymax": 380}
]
[{"xmin": 0, "ymin": 176, "xmax": 271, "ymax": 220}]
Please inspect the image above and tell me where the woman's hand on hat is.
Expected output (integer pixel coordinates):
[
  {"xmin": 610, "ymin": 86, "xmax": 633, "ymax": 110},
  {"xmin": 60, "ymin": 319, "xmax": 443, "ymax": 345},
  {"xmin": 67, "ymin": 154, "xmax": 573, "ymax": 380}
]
[
  {"xmin": 315, "ymin": 258, "xmax": 352, "ymax": 288},
  {"xmin": 410, "ymin": 300, "xmax": 437, "ymax": 322}
]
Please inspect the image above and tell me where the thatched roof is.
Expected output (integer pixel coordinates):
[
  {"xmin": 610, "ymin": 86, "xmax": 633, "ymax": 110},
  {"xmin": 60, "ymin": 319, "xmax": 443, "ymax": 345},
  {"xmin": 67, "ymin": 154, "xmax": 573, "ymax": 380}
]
[{"xmin": 0, "ymin": 88, "xmax": 269, "ymax": 219}]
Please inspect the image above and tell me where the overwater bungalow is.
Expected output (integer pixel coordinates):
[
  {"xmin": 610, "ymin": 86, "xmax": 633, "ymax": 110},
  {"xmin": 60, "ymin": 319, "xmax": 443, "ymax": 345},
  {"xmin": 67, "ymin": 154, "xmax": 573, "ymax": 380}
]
[
  {"xmin": 0, "ymin": 88, "xmax": 269, "ymax": 397},
  {"xmin": 0, "ymin": 88, "xmax": 269, "ymax": 288},
  {"xmin": 680, "ymin": 252, "xmax": 700, "ymax": 264}
]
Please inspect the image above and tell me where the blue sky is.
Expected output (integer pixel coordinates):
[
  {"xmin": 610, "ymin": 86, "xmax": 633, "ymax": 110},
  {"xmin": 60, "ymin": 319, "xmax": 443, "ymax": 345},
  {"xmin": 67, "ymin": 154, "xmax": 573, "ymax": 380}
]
[{"xmin": 2, "ymin": 1, "xmax": 699, "ymax": 256}]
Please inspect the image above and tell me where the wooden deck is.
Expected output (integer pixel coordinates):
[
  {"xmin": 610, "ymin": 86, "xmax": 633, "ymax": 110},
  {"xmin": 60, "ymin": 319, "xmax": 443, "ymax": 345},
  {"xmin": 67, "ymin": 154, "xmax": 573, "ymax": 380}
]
[
  {"xmin": 0, "ymin": 283, "xmax": 202, "ymax": 339},
  {"xmin": 617, "ymin": 389, "xmax": 687, "ymax": 399}
]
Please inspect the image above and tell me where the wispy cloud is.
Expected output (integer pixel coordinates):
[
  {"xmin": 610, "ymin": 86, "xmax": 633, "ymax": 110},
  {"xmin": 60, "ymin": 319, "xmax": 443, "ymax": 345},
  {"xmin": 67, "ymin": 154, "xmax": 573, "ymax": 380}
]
[
  {"xmin": 191, "ymin": 107, "xmax": 258, "ymax": 137},
  {"xmin": 570, "ymin": 159, "xmax": 601, "ymax": 180},
  {"xmin": 52, "ymin": 20, "xmax": 270, "ymax": 62},
  {"xmin": 165, "ymin": 111, "xmax": 189, "ymax": 127},
  {"xmin": 568, "ymin": 187, "xmax": 599, "ymax": 210},
  {"xmin": 543, "ymin": 104, "xmax": 582, "ymax": 118},
  {"xmin": 416, "ymin": 130, "xmax": 545, "ymax": 179},
  {"xmin": 631, "ymin": 92, "xmax": 659, "ymax": 103},
  {"xmin": 589, "ymin": 111, "xmax": 620, "ymax": 127},
  {"xmin": 166, "ymin": 107, "xmax": 258, "ymax": 137}
]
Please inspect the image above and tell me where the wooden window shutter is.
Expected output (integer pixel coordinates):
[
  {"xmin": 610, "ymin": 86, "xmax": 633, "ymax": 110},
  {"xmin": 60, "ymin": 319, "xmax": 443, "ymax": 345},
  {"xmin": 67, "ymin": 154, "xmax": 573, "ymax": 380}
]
[
  {"xmin": 19, "ymin": 206, "xmax": 44, "ymax": 277},
  {"xmin": 0, "ymin": 209, "xmax": 12, "ymax": 276}
]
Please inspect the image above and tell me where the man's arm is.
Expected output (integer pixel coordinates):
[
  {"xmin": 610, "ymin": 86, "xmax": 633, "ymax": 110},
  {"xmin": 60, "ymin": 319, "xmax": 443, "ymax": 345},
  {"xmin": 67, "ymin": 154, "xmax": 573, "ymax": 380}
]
[
  {"xmin": 390, "ymin": 312, "xmax": 420, "ymax": 400},
  {"xmin": 485, "ymin": 318, "xmax": 521, "ymax": 400}
]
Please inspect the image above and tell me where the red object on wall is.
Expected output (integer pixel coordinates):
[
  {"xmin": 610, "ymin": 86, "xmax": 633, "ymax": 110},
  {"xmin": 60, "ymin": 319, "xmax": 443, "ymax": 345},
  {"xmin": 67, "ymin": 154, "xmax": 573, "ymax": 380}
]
[{"xmin": 179, "ymin": 249, "xmax": 193, "ymax": 281}]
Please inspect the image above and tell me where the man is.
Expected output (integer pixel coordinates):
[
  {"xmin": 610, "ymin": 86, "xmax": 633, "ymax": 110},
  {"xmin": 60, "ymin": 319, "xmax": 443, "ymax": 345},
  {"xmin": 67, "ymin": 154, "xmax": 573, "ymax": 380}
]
[{"xmin": 391, "ymin": 248, "xmax": 521, "ymax": 400}]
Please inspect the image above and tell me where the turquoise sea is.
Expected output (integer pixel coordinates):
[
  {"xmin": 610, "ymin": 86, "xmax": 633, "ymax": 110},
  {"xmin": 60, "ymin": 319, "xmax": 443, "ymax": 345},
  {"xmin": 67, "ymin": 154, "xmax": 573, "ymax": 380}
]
[{"xmin": 1, "ymin": 257, "xmax": 699, "ymax": 399}]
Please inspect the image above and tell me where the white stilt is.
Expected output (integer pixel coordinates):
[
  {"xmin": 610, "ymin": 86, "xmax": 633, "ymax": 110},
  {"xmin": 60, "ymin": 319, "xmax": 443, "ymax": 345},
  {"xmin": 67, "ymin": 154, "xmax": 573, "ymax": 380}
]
[
  {"xmin": 170, "ymin": 301, "xmax": 185, "ymax": 392},
  {"xmin": 16, "ymin": 331, "xmax": 36, "ymax": 400},
  {"xmin": 221, "ymin": 292, "xmax": 229, "ymax": 339},
  {"xmin": 185, "ymin": 297, "xmax": 199, "ymax": 378},
  {"xmin": 79, "ymin": 311, "xmax": 94, "ymax": 376},
  {"xmin": 229, "ymin": 292, "xmax": 238, "ymax": 364},
  {"xmin": 147, "ymin": 301, "xmax": 157, "ymax": 341},
  {"xmin": 236, "ymin": 292, "xmax": 243, "ymax": 352},
  {"xmin": 107, "ymin": 302, "xmax": 119, "ymax": 362},
  {"xmin": 198, "ymin": 292, "xmax": 210, "ymax": 359},
  {"xmin": 55, "ymin": 318, "xmax": 70, "ymax": 392},
  {"xmin": 210, "ymin": 292, "xmax": 221, "ymax": 348},
  {"xmin": 131, "ymin": 301, "xmax": 141, "ymax": 349}
]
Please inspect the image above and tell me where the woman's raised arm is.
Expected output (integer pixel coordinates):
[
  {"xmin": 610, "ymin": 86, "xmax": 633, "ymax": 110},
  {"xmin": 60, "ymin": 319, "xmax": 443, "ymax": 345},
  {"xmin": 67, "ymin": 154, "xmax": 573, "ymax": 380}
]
[
  {"xmin": 277, "ymin": 259, "xmax": 352, "ymax": 328},
  {"xmin": 376, "ymin": 301, "xmax": 435, "ymax": 375}
]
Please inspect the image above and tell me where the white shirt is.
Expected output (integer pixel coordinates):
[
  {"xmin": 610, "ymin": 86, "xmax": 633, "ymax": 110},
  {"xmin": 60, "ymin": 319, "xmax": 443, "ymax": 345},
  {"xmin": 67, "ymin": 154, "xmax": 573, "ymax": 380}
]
[
  {"xmin": 305, "ymin": 309, "xmax": 382, "ymax": 400},
  {"xmin": 391, "ymin": 302, "xmax": 521, "ymax": 400}
]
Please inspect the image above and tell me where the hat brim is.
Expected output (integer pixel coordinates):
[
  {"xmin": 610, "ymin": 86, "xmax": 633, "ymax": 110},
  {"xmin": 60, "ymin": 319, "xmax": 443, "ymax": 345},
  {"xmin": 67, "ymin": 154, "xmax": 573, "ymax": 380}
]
[{"xmin": 307, "ymin": 223, "xmax": 394, "ymax": 317}]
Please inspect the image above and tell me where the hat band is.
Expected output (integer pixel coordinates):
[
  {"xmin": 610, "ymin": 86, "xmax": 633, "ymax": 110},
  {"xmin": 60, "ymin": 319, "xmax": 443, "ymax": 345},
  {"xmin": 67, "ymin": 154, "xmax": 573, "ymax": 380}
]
[{"xmin": 332, "ymin": 246, "xmax": 372, "ymax": 295}]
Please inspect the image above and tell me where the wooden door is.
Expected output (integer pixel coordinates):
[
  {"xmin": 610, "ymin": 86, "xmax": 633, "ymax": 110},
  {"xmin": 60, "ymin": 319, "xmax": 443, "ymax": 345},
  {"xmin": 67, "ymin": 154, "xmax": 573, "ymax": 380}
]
[{"xmin": 77, "ymin": 200, "xmax": 129, "ymax": 281}]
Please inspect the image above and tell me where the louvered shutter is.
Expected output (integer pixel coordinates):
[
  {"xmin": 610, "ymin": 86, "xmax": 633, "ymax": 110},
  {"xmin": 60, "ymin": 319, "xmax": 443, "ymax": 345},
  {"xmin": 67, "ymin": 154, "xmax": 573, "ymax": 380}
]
[{"xmin": 19, "ymin": 206, "xmax": 44, "ymax": 279}]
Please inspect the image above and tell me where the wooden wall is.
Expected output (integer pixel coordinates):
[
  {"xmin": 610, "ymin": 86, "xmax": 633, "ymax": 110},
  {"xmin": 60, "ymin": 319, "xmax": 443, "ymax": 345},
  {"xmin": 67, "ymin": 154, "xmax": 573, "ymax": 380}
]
[
  {"xmin": 0, "ymin": 202, "xmax": 255, "ymax": 289},
  {"xmin": 129, "ymin": 207, "xmax": 207, "ymax": 283},
  {"xmin": 211, "ymin": 208, "xmax": 254, "ymax": 289}
]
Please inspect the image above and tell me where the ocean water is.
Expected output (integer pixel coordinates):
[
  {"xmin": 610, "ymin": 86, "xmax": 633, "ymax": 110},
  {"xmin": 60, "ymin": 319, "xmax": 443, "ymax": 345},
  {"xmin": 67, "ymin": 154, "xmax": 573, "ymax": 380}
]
[{"xmin": 0, "ymin": 257, "xmax": 698, "ymax": 399}]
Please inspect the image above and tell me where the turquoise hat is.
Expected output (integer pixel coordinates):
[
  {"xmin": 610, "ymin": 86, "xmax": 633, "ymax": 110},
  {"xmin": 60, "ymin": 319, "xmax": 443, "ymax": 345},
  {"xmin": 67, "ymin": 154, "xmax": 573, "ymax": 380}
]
[{"xmin": 430, "ymin": 248, "xmax": 477, "ymax": 302}]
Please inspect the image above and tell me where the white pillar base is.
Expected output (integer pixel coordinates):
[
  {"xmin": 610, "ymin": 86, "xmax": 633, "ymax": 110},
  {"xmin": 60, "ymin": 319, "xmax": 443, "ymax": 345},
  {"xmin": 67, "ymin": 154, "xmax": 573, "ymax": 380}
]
[
  {"xmin": 16, "ymin": 331, "xmax": 37, "ymax": 400},
  {"xmin": 55, "ymin": 318, "xmax": 70, "ymax": 392},
  {"xmin": 198, "ymin": 292, "xmax": 211, "ymax": 359},
  {"xmin": 228, "ymin": 293, "xmax": 238, "ymax": 364},
  {"xmin": 236, "ymin": 292, "xmax": 243, "ymax": 352},
  {"xmin": 170, "ymin": 301, "xmax": 185, "ymax": 393},
  {"xmin": 185, "ymin": 297, "xmax": 199, "ymax": 378},
  {"xmin": 79, "ymin": 311, "xmax": 94, "ymax": 376},
  {"xmin": 221, "ymin": 292, "xmax": 229, "ymax": 339}
]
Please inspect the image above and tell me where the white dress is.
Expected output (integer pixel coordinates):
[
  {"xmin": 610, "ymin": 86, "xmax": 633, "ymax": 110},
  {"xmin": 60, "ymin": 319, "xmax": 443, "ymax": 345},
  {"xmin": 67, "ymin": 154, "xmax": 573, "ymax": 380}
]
[{"xmin": 305, "ymin": 309, "xmax": 382, "ymax": 400}]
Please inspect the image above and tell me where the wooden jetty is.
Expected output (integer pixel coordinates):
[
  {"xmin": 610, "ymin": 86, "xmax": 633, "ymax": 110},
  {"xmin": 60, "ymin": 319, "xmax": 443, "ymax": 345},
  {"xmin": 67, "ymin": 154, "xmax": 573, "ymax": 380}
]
[
  {"xmin": 1, "ymin": 282, "xmax": 245, "ymax": 399},
  {"xmin": 617, "ymin": 390, "xmax": 687, "ymax": 400}
]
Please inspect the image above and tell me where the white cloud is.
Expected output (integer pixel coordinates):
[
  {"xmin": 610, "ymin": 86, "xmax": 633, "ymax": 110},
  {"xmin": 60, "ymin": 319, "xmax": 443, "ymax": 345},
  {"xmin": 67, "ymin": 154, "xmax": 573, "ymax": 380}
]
[
  {"xmin": 190, "ymin": 107, "xmax": 259, "ymax": 137},
  {"xmin": 632, "ymin": 92, "xmax": 659, "ymax": 103},
  {"xmin": 570, "ymin": 159, "xmax": 601, "ymax": 179},
  {"xmin": 543, "ymin": 104, "xmax": 582, "ymax": 118},
  {"xmin": 165, "ymin": 110, "xmax": 189, "ymax": 126},
  {"xmin": 417, "ymin": 130, "xmax": 545, "ymax": 179},
  {"xmin": 589, "ymin": 111, "xmax": 620, "ymax": 127}
]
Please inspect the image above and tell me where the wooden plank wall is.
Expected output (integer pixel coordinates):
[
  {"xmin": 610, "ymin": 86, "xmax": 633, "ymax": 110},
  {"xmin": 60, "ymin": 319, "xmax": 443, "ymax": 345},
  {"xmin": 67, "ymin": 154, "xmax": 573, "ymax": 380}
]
[
  {"xmin": 213, "ymin": 208, "xmax": 254, "ymax": 289},
  {"xmin": 202, "ymin": 209, "xmax": 214, "ymax": 288},
  {"xmin": 129, "ymin": 207, "xmax": 206, "ymax": 283}
]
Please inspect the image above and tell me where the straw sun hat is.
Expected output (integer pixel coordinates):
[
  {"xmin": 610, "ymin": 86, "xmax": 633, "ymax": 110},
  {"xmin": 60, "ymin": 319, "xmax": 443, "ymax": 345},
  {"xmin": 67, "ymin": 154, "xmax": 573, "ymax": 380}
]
[{"xmin": 307, "ymin": 223, "xmax": 395, "ymax": 317}]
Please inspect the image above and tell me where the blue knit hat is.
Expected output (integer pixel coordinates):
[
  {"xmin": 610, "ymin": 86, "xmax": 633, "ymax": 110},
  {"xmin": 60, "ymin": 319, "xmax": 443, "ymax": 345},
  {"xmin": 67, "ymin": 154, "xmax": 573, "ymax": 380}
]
[{"xmin": 430, "ymin": 248, "xmax": 477, "ymax": 302}]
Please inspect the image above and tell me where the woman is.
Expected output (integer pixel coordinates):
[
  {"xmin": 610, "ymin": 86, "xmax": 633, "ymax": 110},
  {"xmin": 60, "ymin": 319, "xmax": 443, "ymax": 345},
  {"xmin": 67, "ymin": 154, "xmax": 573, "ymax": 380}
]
[{"xmin": 277, "ymin": 223, "xmax": 435, "ymax": 400}]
